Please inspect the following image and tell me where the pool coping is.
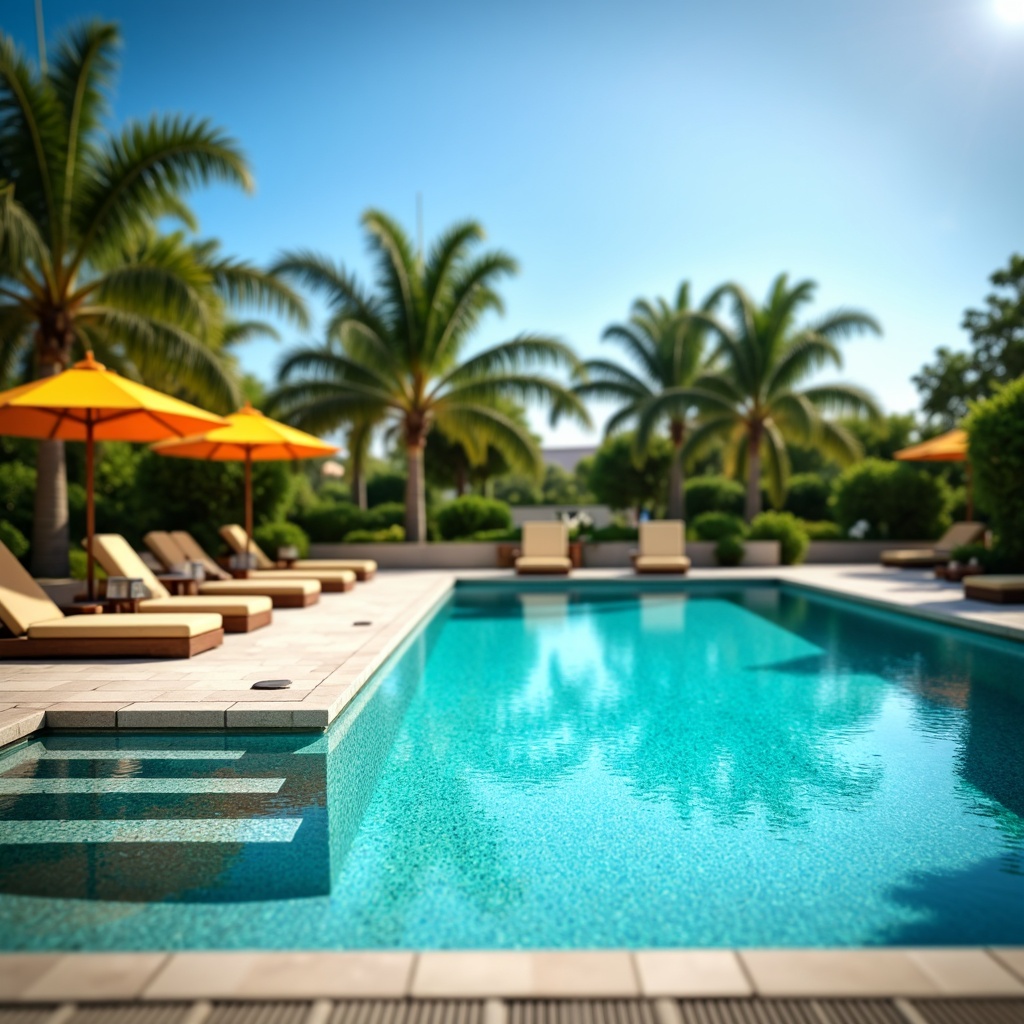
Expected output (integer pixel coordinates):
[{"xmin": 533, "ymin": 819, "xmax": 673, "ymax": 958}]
[{"xmin": 2, "ymin": 948, "xmax": 1024, "ymax": 1002}]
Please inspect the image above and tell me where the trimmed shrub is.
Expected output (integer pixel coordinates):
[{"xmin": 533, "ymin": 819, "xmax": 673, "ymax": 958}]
[
  {"xmin": 715, "ymin": 535, "xmax": 745, "ymax": 567},
  {"xmin": 317, "ymin": 481, "xmax": 351, "ymax": 504},
  {"xmin": 801, "ymin": 520, "xmax": 843, "ymax": 541},
  {"xmin": 783, "ymin": 473, "xmax": 833, "ymax": 522},
  {"xmin": 366, "ymin": 502, "xmax": 406, "ymax": 529},
  {"xmin": 253, "ymin": 521, "xmax": 310, "ymax": 559},
  {"xmin": 590, "ymin": 524, "xmax": 639, "ymax": 542},
  {"xmin": 367, "ymin": 473, "xmax": 406, "ymax": 506},
  {"xmin": 691, "ymin": 511, "xmax": 747, "ymax": 542},
  {"xmin": 0, "ymin": 520, "xmax": 29, "ymax": 561},
  {"xmin": 950, "ymin": 542, "xmax": 1017, "ymax": 573},
  {"xmin": 68, "ymin": 546, "xmax": 106, "ymax": 581},
  {"xmin": 297, "ymin": 502, "xmax": 363, "ymax": 542},
  {"xmin": 748, "ymin": 511, "xmax": 810, "ymax": 565},
  {"xmin": 343, "ymin": 524, "xmax": 405, "ymax": 543},
  {"xmin": 0, "ymin": 460, "xmax": 37, "ymax": 540},
  {"xmin": 685, "ymin": 476, "xmax": 745, "ymax": 518},
  {"xmin": 435, "ymin": 496, "xmax": 512, "ymax": 540},
  {"xmin": 967, "ymin": 377, "xmax": 1024, "ymax": 564},
  {"xmin": 832, "ymin": 459, "xmax": 953, "ymax": 540},
  {"xmin": 468, "ymin": 527, "xmax": 522, "ymax": 542}
]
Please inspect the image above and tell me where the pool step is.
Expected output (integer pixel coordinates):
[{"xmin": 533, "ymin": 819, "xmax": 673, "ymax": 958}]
[{"xmin": 0, "ymin": 818, "xmax": 303, "ymax": 844}]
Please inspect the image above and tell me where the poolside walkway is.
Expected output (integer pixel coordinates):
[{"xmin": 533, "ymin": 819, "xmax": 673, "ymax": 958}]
[{"xmin": 0, "ymin": 565, "xmax": 1022, "ymax": 745}]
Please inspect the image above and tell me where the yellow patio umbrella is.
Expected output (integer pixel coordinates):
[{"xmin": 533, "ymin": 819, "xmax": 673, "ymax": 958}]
[
  {"xmin": 894, "ymin": 428, "xmax": 974, "ymax": 520},
  {"xmin": 0, "ymin": 351, "xmax": 228, "ymax": 599},
  {"xmin": 150, "ymin": 402, "xmax": 338, "ymax": 559}
]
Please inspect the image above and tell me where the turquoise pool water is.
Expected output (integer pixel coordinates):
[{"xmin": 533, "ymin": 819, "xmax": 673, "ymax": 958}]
[{"xmin": 0, "ymin": 582, "xmax": 1022, "ymax": 950}]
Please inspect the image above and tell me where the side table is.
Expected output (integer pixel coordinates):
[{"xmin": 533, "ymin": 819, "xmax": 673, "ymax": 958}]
[{"xmin": 157, "ymin": 574, "xmax": 199, "ymax": 595}]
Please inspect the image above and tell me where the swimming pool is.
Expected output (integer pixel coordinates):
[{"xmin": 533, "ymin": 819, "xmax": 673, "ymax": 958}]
[{"xmin": 0, "ymin": 582, "xmax": 1021, "ymax": 950}]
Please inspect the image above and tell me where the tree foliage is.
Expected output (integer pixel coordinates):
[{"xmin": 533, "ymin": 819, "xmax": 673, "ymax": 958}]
[{"xmin": 585, "ymin": 432, "xmax": 672, "ymax": 513}]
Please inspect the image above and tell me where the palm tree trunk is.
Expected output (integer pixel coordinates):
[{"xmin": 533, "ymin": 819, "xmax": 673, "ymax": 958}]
[
  {"xmin": 667, "ymin": 421, "xmax": 685, "ymax": 521},
  {"xmin": 350, "ymin": 454, "xmax": 367, "ymax": 510},
  {"xmin": 745, "ymin": 423, "xmax": 763, "ymax": 522},
  {"xmin": 31, "ymin": 358, "xmax": 70, "ymax": 578},
  {"xmin": 405, "ymin": 443, "xmax": 427, "ymax": 543}
]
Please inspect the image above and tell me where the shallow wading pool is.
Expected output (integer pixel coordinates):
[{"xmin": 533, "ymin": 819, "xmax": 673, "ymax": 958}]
[{"xmin": 0, "ymin": 581, "xmax": 1022, "ymax": 950}]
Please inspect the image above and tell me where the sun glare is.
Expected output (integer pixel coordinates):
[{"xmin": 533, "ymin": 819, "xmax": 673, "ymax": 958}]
[{"xmin": 995, "ymin": 0, "xmax": 1024, "ymax": 23}]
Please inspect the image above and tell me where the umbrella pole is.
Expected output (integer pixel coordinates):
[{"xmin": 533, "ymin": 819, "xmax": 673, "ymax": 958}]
[
  {"xmin": 244, "ymin": 449, "xmax": 254, "ymax": 563},
  {"xmin": 85, "ymin": 416, "xmax": 96, "ymax": 602}
]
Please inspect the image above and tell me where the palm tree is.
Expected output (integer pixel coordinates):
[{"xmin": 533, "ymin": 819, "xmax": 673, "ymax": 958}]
[
  {"xmin": 636, "ymin": 275, "xmax": 882, "ymax": 521},
  {"xmin": 271, "ymin": 210, "xmax": 589, "ymax": 542},
  {"xmin": 575, "ymin": 282, "xmax": 717, "ymax": 519},
  {"xmin": 0, "ymin": 22, "xmax": 305, "ymax": 575}
]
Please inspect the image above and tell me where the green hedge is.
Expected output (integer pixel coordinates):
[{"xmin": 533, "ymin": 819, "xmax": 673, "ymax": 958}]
[
  {"xmin": 691, "ymin": 511, "xmax": 747, "ymax": 542},
  {"xmin": 783, "ymin": 473, "xmax": 833, "ymax": 522},
  {"xmin": 343, "ymin": 524, "xmax": 405, "ymax": 543},
  {"xmin": 801, "ymin": 520, "xmax": 843, "ymax": 540},
  {"xmin": 832, "ymin": 459, "xmax": 952, "ymax": 540},
  {"xmin": 748, "ymin": 511, "xmax": 810, "ymax": 565},
  {"xmin": 253, "ymin": 521, "xmax": 310, "ymax": 559},
  {"xmin": 685, "ymin": 476, "xmax": 745, "ymax": 518},
  {"xmin": 715, "ymin": 535, "xmax": 746, "ymax": 566},
  {"xmin": 435, "ymin": 496, "xmax": 512, "ymax": 540},
  {"xmin": 967, "ymin": 377, "xmax": 1024, "ymax": 564},
  {"xmin": 589, "ymin": 524, "xmax": 639, "ymax": 542},
  {"xmin": 297, "ymin": 501, "xmax": 406, "ymax": 542},
  {"xmin": 0, "ymin": 520, "xmax": 28, "ymax": 561}
]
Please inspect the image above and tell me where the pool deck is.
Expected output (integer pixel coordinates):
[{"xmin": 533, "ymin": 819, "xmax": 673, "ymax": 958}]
[
  {"xmin": 1, "ymin": 564, "xmax": 1022, "ymax": 746},
  {"xmin": 2, "ymin": 565, "xmax": 1024, "ymax": 1010}
]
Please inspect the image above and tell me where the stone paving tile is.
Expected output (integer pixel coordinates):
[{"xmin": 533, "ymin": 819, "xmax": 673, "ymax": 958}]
[
  {"xmin": 117, "ymin": 702, "xmax": 232, "ymax": 728},
  {"xmin": 46, "ymin": 702, "xmax": 131, "ymax": 728},
  {"xmin": 989, "ymin": 948, "xmax": 1024, "ymax": 983},
  {"xmin": 143, "ymin": 952, "xmax": 415, "ymax": 1000},
  {"xmin": 0, "ymin": 708, "xmax": 46, "ymax": 747},
  {"xmin": 740, "ymin": 949, "xmax": 941, "ymax": 997},
  {"xmin": 20, "ymin": 952, "xmax": 168, "ymax": 1002},
  {"xmin": 634, "ymin": 950, "xmax": 752, "ymax": 996},
  {"xmin": 412, "ymin": 951, "xmax": 638, "ymax": 998},
  {"xmin": 0, "ymin": 954, "xmax": 63, "ymax": 1000},
  {"xmin": 906, "ymin": 949, "xmax": 1024, "ymax": 994}
]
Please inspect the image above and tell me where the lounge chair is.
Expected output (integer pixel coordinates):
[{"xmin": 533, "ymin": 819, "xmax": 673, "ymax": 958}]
[
  {"xmin": 0, "ymin": 540, "xmax": 223, "ymax": 659},
  {"xmin": 515, "ymin": 522, "xmax": 572, "ymax": 575},
  {"xmin": 90, "ymin": 534, "xmax": 273, "ymax": 633},
  {"xmin": 144, "ymin": 532, "xmax": 320, "ymax": 609},
  {"xmin": 634, "ymin": 521, "xmax": 691, "ymax": 574},
  {"xmin": 219, "ymin": 525, "xmax": 357, "ymax": 592},
  {"xmin": 964, "ymin": 576, "xmax": 1024, "ymax": 604},
  {"xmin": 881, "ymin": 522, "xmax": 987, "ymax": 568},
  {"xmin": 220, "ymin": 523, "xmax": 374, "ymax": 582}
]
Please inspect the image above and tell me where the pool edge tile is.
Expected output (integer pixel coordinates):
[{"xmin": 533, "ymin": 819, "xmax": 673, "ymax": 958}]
[
  {"xmin": 0, "ymin": 954, "xmax": 64, "ymax": 1000},
  {"xmin": 989, "ymin": 948, "xmax": 1024, "ymax": 983},
  {"xmin": 905, "ymin": 949, "xmax": 1024, "ymax": 995},
  {"xmin": 143, "ymin": 951, "xmax": 416, "ymax": 1000},
  {"xmin": 20, "ymin": 952, "xmax": 168, "ymax": 1002},
  {"xmin": 412, "ymin": 951, "xmax": 638, "ymax": 998},
  {"xmin": 739, "ymin": 949, "xmax": 941, "ymax": 997},
  {"xmin": 634, "ymin": 950, "xmax": 752, "ymax": 996}
]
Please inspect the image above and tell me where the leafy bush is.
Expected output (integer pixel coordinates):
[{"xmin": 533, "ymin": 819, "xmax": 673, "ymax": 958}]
[
  {"xmin": 435, "ymin": 496, "xmax": 512, "ymax": 540},
  {"xmin": 367, "ymin": 473, "xmax": 406, "ymax": 506},
  {"xmin": 801, "ymin": 520, "xmax": 843, "ymax": 540},
  {"xmin": 468, "ymin": 527, "xmax": 522, "ymax": 542},
  {"xmin": 748, "ymin": 511, "xmax": 810, "ymax": 565},
  {"xmin": 832, "ymin": 459, "xmax": 953, "ymax": 540},
  {"xmin": 950, "ymin": 541, "xmax": 1017, "ymax": 573},
  {"xmin": 492, "ymin": 474, "xmax": 542, "ymax": 506},
  {"xmin": 589, "ymin": 524, "xmax": 639, "ymax": 542},
  {"xmin": 68, "ymin": 546, "xmax": 105, "ymax": 581},
  {"xmin": 253, "ymin": 521, "xmax": 310, "ymax": 559},
  {"xmin": 343, "ymin": 524, "xmax": 405, "ymax": 543},
  {"xmin": 691, "ymin": 511, "xmax": 747, "ymax": 542},
  {"xmin": 316, "ymin": 481, "xmax": 351, "ymax": 504},
  {"xmin": 783, "ymin": 473, "xmax": 833, "ymax": 522},
  {"xmin": 0, "ymin": 460, "xmax": 37, "ymax": 540},
  {"xmin": 685, "ymin": 476, "xmax": 745, "ymax": 518},
  {"xmin": 366, "ymin": 502, "xmax": 406, "ymax": 529},
  {"xmin": 298, "ymin": 501, "xmax": 405, "ymax": 541},
  {"xmin": 0, "ymin": 520, "xmax": 29, "ymax": 560},
  {"xmin": 967, "ymin": 376, "xmax": 1024, "ymax": 564},
  {"xmin": 715, "ymin": 535, "xmax": 745, "ymax": 567}
]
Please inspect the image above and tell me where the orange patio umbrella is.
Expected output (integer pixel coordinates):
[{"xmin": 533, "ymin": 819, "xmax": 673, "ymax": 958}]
[
  {"xmin": 0, "ymin": 351, "xmax": 228, "ymax": 599},
  {"xmin": 894, "ymin": 428, "xmax": 974, "ymax": 520},
  {"xmin": 150, "ymin": 402, "xmax": 338, "ymax": 558}
]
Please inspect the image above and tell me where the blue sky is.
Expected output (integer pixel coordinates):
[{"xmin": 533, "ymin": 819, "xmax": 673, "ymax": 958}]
[{"xmin": 5, "ymin": 0, "xmax": 1024, "ymax": 445}]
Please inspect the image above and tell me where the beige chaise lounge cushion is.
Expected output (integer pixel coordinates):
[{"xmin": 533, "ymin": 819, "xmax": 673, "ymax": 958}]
[
  {"xmin": 640, "ymin": 521, "xmax": 686, "ymax": 557},
  {"xmin": 218, "ymin": 527, "xmax": 356, "ymax": 585},
  {"xmin": 881, "ymin": 522, "xmax": 986, "ymax": 566},
  {"xmin": 28, "ymin": 613, "xmax": 222, "ymax": 639},
  {"xmin": 220, "ymin": 524, "xmax": 374, "ymax": 577},
  {"xmin": 516, "ymin": 522, "xmax": 571, "ymax": 573},
  {"xmin": 144, "ymin": 532, "xmax": 318, "ymax": 599},
  {"xmin": 168, "ymin": 531, "xmax": 232, "ymax": 580},
  {"xmin": 635, "ymin": 555, "xmax": 691, "ymax": 572},
  {"xmin": 0, "ymin": 540, "xmax": 66, "ymax": 636},
  {"xmin": 964, "ymin": 576, "xmax": 1024, "ymax": 592},
  {"xmin": 515, "ymin": 556, "xmax": 573, "ymax": 572},
  {"xmin": 92, "ymin": 534, "xmax": 272, "ymax": 615}
]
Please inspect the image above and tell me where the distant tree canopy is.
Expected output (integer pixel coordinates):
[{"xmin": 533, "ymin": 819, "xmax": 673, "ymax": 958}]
[{"xmin": 914, "ymin": 254, "xmax": 1024, "ymax": 427}]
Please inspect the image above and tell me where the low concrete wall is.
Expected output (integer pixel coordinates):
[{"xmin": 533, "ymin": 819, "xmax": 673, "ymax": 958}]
[
  {"xmin": 582, "ymin": 540, "xmax": 780, "ymax": 568},
  {"xmin": 803, "ymin": 540, "xmax": 934, "ymax": 564}
]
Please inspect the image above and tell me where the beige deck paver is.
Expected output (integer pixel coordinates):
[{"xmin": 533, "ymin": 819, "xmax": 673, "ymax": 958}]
[
  {"xmin": 0, "ymin": 708, "xmax": 45, "ymax": 747},
  {"xmin": 20, "ymin": 953, "xmax": 168, "ymax": 1002},
  {"xmin": 143, "ymin": 952, "xmax": 415, "ymax": 1000},
  {"xmin": 45, "ymin": 702, "xmax": 130, "ymax": 728},
  {"xmin": 412, "ymin": 952, "xmax": 638, "ymax": 998},
  {"xmin": 906, "ymin": 948, "xmax": 1024, "ymax": 994},
  {"xmin": 116, "ymin": 702, "xmax": 232, "ymax": 728},
  {"xmin": 634, "ymin": 950, "xmax": 752, "ymax": 996},
  {"xmin": 989, "ymin": 948, "xmax": 1024, "ymax": 983},
  {"xmin": 0, "ymin": 954, "xmax": 63, "ymax": 1000},
  {"xmin": 740, "ymin": 950, "xmax": 941, "ymax": 997}
]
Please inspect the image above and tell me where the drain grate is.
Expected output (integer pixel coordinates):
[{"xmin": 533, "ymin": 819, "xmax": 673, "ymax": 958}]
[
  {"xmin": 907, "ymin": 1001, "xmax": 1024, "ymax": 1024},
  {"xmin": 675, "ymin": 1002, "xmax": 821, "ymax": 1024},
  {"xmin": 0, "ymin": 1008, "xmax": 58, "ymax": 1024},
  {"xmin": 512, "ymin": 1002, "xmax": 657, "ymax": 1024},
  {"xmin": 66, "ymin": 1004, "xmax": 193, "ymax": 1024},
  {"xmin": 330, "ymin": 1003, "xmax": 485, "ymax": 1024},
  {"xmin": 815, "ymin": 1001, "xmax": 907, "ymax": 1024},
  {"xmin": 206, "ymin": 1004, "xmax": 312, "ymax": 1024}
]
